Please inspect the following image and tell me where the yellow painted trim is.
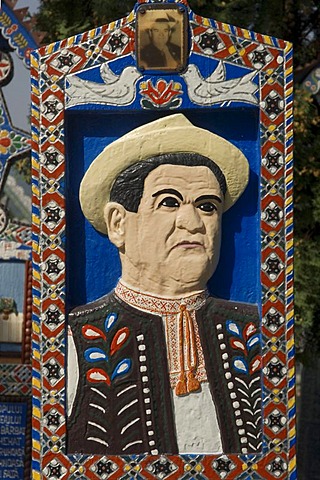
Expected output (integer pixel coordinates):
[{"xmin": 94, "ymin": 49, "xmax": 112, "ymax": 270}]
[
  {"xmin": 31, "ymin": 158, "xmax": 39, "ymax": 169},
  {"xmin": 286, "ymin": 172, "xmax": 293, "ymax": 183},
  {"xmin": 67, "ymin": 36, "xmax": 75, "ymax": 47},
  {"xmin": 287, "ymin": 338, "xmax": 294, "ymax": 351},
  {"xmin": 289, "ymin": 427, "xmax": 296, "ymax": 439},
  {"xmin": 33, "ymin": 349, "xmax": 41, "ymax": 360},
  {"xmin": 263, "ymin": 35, "xmax": 273, "ymax": 45},
  {"xmin": 31, "ymin": 108, "xmax": 39, "ymax": 119},
  {"xmin": 33, "ymin": 321, "xmax": 40, "ymax": 334},
  {"xmin": 287, "ymin": 286, "xmax": 294, "ymax": 296},
  {"xmin": 32, "ymin": 185, "xmax": 40, "ymax": 196},
  {"xmin": 286, "ymin": 240, "xmax": 293, "ymax": 250},
  {"xmin": 288, "ymin": 397, "xmax": 295, "ymax": 409},
  {"xmin": 32, "ymin": 440, "xmax": 41, "ymax": 451},
  {"xmin": 30, "ymin": 56, "xmax": 39, "ymax": 68},
  {"xmin": 33, "ymin": 269, "xmax": 41, "ymax": 280},
  {"xmin": 32, "ymin": 214, "xmax": 40, "ymax": 225},
  {"xmin": 287, "ymin": 310, "xmax": 294, "ymax": 320},
  {"xmin": 127, "ymin": 11, "xmax": 135, "ymax": 23},
  {"xmin": 286, "ymin": 264, "xmax": 293, "ymax": 274},
  {"xmin": 289, "ymin": 457, "xmax": 296, "ymax": 472},
  {"xmin": 33, "ymin": 407, "xmax": 41, "ymax": 418},
  {"xmin": 222, "ymin": 23, "xmax": 231, "ymax": 33}
]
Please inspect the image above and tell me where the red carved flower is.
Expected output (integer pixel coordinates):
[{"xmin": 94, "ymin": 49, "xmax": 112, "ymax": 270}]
[{"xmin": 140, "ymin": 79, "xmax": 183, "ymax": 107}]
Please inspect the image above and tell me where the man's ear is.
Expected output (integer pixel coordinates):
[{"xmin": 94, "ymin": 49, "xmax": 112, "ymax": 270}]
[{"xmin": 104, "ymin": 202, "xmax": 126, "ymax": 248}]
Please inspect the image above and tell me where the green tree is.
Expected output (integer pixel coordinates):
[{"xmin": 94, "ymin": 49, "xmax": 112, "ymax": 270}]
[{"xmin": 36, "ymin": 0, "xmax": 320, "ymax": 356}]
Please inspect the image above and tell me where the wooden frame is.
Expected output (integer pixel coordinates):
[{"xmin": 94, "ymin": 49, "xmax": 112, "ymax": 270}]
[{"xmin": 31, "ymin": 0, "xmax": 295, "ymax": 478}]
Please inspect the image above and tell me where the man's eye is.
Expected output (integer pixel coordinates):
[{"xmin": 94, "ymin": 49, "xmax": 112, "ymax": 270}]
[
  {"xmin": 197, "ymin": 202, "xmax": 216, "ymax": 212},
  {"xmin": 159, "ymin": 197, "xmax": 179, "ymax": 208}
]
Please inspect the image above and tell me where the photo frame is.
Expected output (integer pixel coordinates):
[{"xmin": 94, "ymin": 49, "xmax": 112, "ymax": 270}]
[
  {"xmin": 0, "ymin": 260, "xmax": 32, "ymax": 364},
  {"xmin": 136, "ymin": 3, "xmax": 188, "ymax": 72},
  {"xmin": 31, "ymin": 0, "xmax": 295, "ymax": 478}
]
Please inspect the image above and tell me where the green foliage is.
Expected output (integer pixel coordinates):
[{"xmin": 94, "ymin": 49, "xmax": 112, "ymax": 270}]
[
  {"xmin": 294, "ymin": 87, "xmax": 320, "ymax": 357},
  {"xmin": 35, "ymin": 0, "xmax": 320, "ymax": 356}
]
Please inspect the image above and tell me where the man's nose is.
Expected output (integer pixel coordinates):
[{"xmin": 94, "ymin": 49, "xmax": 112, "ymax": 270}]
[{"xmin": 176, "ymin": 205, "xmax": 204, "ymax": 232}]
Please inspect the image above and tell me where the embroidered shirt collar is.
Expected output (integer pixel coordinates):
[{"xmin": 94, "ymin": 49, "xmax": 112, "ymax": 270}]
[{"xmin": 115, "ymin": 280, "xmax": 209, "ymax": 315}]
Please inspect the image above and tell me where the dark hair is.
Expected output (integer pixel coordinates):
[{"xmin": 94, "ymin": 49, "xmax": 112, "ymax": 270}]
[{"xmin": 110, "ymin": 152, "xmax": 227, "ymax": 213}]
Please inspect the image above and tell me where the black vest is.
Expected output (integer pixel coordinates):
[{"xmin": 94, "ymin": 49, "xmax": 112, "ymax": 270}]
[{"xmin": 68, "ymin": 293, "xmax": 261, "ymax": 455}]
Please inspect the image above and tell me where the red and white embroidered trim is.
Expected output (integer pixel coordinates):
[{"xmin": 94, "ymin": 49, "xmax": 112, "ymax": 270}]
[{"xmin": 115, "ymin": 281, "xmax": 209, "ymax": 388}]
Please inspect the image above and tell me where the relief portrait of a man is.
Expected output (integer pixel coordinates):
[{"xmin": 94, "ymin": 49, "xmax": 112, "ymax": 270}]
[{"xmin": 67, "ymin": 114, "xmax": 262, "ymax": 456}]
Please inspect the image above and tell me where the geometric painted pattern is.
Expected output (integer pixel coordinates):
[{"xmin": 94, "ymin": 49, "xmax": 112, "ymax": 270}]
[
  {"xmin": 0, "ymin": 1, "xmax": 39, "ymax": 397},
  {"xmin": 0, "ymin": 364, "xmax": 32, "ymax": 396},
  {"xmin": 30, "ymin": 0, "xmax": 295, "ymax": 478}
]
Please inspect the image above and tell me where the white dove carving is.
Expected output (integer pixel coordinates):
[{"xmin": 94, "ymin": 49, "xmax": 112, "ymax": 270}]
[
  {"xmin": 182, "ymin": 61, "xmax": 258, "ymax": 106},
  {"xmin": 66, "ymin": 63, "xmax": 142, "ymax": 108}
]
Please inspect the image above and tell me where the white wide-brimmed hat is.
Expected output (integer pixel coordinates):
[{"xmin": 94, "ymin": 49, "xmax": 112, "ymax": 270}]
[{"xmin": 80, "ymin": 114, "xmax": 249, "ymax": 234}]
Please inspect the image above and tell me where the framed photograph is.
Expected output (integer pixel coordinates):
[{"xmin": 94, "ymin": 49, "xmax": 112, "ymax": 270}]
[
  {"xmin": 136, "ymin": 4, "xmax": 188, "ymax": 72},
  {"xmin": 0, "ymin": 260, "xmax": 32, "ymax": 363},
  {"xmin": 31, "ymin": 0, "xmax": 295, "ymax": 478}
]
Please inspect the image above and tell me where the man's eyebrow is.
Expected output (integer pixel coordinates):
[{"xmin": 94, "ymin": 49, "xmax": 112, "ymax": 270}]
[
  {"xmin": 195, "ymin": 195, "xmax": 222, "ymax": 204},
  {"xmin": 152, "ymin": 189, "xmax": 184, "ymax": 201}
]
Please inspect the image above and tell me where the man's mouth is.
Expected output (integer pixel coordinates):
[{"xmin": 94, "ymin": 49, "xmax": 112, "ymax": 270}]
[{"xmin": 173, "ymin": 241, "xmax": 204, "ymax": 250}]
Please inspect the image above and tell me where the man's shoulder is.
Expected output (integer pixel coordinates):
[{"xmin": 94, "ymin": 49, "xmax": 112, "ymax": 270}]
[
  {"xmin": 168, "ymin": 42, "xmax": 180, "ymax": 55},
  {"xmin": 205, "ymin": 296, "xmax": 260, "ymax": 324},
  {"xmin": 68, "ymin": 291, "xmax": 116, "ymax": 319}
]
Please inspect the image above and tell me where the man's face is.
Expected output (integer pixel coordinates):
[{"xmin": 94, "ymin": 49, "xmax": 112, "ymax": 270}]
[
  {"xmin": 150, "ymin": 23, "xmax": 170, "ymax": 50},
  {"xmin": 121, "ymin": 164, "xmax": 224, "ymax": 296}
]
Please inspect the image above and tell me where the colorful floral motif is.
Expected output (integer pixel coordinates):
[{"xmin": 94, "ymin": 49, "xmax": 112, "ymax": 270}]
[
  {"xmin": 83, "ymin": 313, "xmax": 132, "ymax": 386},
  {"xmin": 0, "ymin": 129, "xmax": 30, "ymax": 155},
  {"xmin": 140, "ymin": 79, "xmax": 183, "ymax": 109},
  {"xmin": 227, "ymin": 320, "xmax": 261, "ymax": 374}
]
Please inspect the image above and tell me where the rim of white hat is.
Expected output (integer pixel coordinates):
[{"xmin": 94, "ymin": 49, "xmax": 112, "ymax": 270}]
[{"xmin": 80, "ymin": 114, "xmax": 249, "ymax": 234}]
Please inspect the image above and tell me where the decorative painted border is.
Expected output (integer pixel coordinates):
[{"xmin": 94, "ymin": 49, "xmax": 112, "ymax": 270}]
[
  {"xmin": 0, "ymin": 0, "xmax": 40, "ymax": 406},
  {"xmin": 31, "ymin": 0, "xmax": 295, "ymax": 479},
  {"xmin": 0, "ymin": 1, "xmax": 43, "ymax": 67},
  {"xmin": 0, "ymin": 364, "xmax": 32, "ymax": 396}
]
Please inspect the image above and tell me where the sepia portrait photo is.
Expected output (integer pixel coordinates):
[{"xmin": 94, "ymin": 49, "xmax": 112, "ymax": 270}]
[{"xmin": 136, "ymin": 6, "xmax": 187, "ymax": 71}]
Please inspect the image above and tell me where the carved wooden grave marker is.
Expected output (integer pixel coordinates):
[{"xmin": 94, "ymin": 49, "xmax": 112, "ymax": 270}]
[{"xmin": 31, "ymin": 1, "xmax": 295, "ymax": 478}]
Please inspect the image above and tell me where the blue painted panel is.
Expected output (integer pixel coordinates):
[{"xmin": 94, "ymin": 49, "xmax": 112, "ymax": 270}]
[
  {"xmin": 0, "ymin": 402, "xmax": 27, "ymax": 479},
  {"xmin": 0, "ymin": 262, "xmax": 25, "ymax": 312},
  {"xmin": 66, "ymin": 107, "xmax": 260, "ymax": 310}
]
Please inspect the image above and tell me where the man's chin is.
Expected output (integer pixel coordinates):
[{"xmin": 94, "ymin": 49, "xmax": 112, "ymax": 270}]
[{"xmin": 167, "ymin": 260, "xmax": 213, "ymax": 287}]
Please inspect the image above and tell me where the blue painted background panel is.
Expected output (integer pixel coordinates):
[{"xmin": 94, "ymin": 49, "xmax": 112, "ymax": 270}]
[
  {"xmin": 66, "ymin": 108, "xmax": 260, "ymax": 311},
  {"xmin": 0, "ymin": 402, "xmax": 27, "ymax": 479},
  {"xmin": 0, "ymin": 262, "xmax": 25, "ymax": 312}
]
